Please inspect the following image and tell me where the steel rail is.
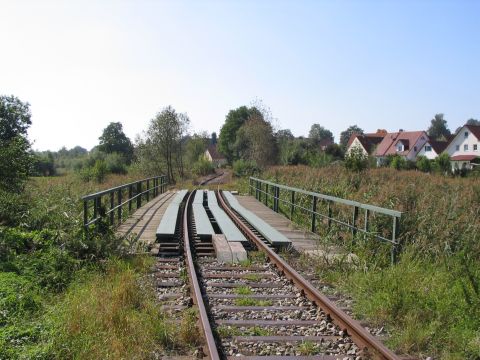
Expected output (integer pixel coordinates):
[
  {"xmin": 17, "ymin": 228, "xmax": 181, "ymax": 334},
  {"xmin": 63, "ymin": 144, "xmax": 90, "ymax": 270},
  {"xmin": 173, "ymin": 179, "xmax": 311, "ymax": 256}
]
[
  {"xmin": 217, "ymin": 190, "xmax": 400, "ymax": 360},
  {"xmin": 182, "ymin": 191, "xmax": 221, "ymax": 360}
]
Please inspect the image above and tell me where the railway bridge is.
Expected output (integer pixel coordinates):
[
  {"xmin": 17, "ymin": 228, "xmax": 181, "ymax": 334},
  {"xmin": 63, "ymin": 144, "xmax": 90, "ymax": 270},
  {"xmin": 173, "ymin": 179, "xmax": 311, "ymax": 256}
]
[{"xmin": 81, "ymin": 175, "xmax": 402, "ymax": 360}]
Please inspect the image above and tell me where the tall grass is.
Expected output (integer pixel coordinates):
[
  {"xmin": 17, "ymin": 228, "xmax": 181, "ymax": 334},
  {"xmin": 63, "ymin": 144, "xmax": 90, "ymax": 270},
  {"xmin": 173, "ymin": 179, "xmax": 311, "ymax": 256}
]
[{"xmin": 256, "ymin": 165, "xmax": 480, "ymax": 358}]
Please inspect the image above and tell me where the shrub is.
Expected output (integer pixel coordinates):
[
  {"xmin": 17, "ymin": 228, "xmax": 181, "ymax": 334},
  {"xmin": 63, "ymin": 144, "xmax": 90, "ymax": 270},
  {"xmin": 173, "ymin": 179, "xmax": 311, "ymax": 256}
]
[
  {"xmin": 233, "ymin": 159, "xmax": 259, "ymax": 177},
  {"xmin": 344, "ymin": 147, "xmax": 368, "ymax": 172},
  {"xmin": 434, "ymin": 152, "xmax": 451, "ymax": 174},
  {"xmin": 416, "ymin": 155, "xmax": 432, "ymax": 172},
  {"xmin": 104, "ymin": 152, "xmax": 128, "ymax": 174},
  {"xmin": 390, "ymin": 155, "xmax": 407, "ymax": 170},
  {"xmin": 192, "ymin": 156, "xmax": 214, "ymax": 176}
]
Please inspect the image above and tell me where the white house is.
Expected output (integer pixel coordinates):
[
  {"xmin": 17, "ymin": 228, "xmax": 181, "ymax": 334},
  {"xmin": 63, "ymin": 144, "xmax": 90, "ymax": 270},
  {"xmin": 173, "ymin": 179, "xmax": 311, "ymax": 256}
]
[
  {"xmin": 444, "ymin": 124, "xmax": 480, "ymax": 170},
  {"xmin": 374, "ymin": 131, "xmax": 429, "ymax": 164},
  {"xmin": 204, "ymin": 144, "xmax": 227, "ymax": 167},
  {"xmin": 346, "ymin": 131, "xmax": 386, "ymax": 156},
  {"xmin": 416, "ymin": 140, "xmax": 449, "ymax": 160}
]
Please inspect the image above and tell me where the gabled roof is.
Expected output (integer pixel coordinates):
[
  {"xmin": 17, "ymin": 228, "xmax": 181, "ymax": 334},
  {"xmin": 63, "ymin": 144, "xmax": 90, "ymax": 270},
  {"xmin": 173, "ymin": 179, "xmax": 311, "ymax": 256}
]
[
  {"xmin": 465, "ymin": 125, "xmax": 480, "ymax": 140},
  {"xmin": 347, "ymin": 132, "xmax": 385, "ymax": 154},
  {"xmin": 427, "ymin": 140, "xmax": 449, "ymax": 154},
  {"xmin": 206, "ymin": 144, "xmax": 225, "ymax": 160},
  {"xmin": 375, "ymin": 131, "xmax": 427, "ymax": 157}
]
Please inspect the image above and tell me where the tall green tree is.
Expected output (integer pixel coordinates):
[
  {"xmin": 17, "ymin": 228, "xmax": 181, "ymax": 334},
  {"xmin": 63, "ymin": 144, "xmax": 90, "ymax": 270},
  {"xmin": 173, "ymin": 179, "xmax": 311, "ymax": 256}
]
[
  {"xmin": 218, "ymin": 106, "xmax": 262, "ymax": 163},
  {"xmin": 340, "ymin": 125, "xmax": 364, "ymax": 149},
  {"xmin": 0, "ymin": 95, "xmax": 34, "ymax": 192},
  {"xmin": 427, "ymin": 114, "xmax": 451, "ymax": 141},
  {"xmin": 308, "ymin": 124, "xmax": 333, "ymax": 144},
  {"xmin": 185, "ymin": 132, "xmax": 210, "ymax": 166},
  {"xmin": 98, "ymin": 122, "xmax": 134, "ymax": 163},
  {"xmin": 140, "ymin": 106, "xmax": 190, "ymax": 183}
]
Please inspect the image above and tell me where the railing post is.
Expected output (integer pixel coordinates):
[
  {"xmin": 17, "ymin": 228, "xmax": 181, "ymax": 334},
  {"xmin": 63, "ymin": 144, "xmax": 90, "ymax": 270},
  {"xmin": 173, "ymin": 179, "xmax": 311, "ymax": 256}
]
[
  {"xmin": 364, "ymin": 209, "xmax": 370, "ymax": 232},
  {"xmin": 391, "ymin": 216, "xmax": 400, "ymax": 264},
  {"xmin": 83, "ymin": 199, "xmax": 89, "ymax": 239},
  {"xmin": 352, "ymin": 206, "xmax": 359, "ymax": 236},
  {"xmin": 290, "ymin": 191, "xmax": 295, "ymax": 219},
  {"xmin": 146, "ymin": 179, "xmax": 150, "ymax": 202},
  {"xmin": 128, "ymin": 185, "xmax": 133, "ymax": 212},
  {"xmin": 311, "ymin": 195, "xmax": 317, "ymax": 233},
  {"xmin": 137, "ymin": 182, "xmax": 142, "ymax": 208},
  {"xmin": 110, "ymin": 192, "xmax": 115, "ymax": 225},
  {"xmin": 249, "ymin": 178, "xmax": 252, "ymax": 196},
  {"xmin": 327, "ymin": 201, "xmax": 332, "ymax": 229},
  {"xmin": 117, "ymin": 189, "xmax": 122, "ymax": 222},
  {"xmin": 274, "ymin": 186, "xmax": 279, "ymax": 212},
  {"xmin": 94, "ymin": 197, "xmax": 101, "ymax": 233},
  {"xmin": 265, "ymin": 184, "xmax": 268, "ymax": 206}
]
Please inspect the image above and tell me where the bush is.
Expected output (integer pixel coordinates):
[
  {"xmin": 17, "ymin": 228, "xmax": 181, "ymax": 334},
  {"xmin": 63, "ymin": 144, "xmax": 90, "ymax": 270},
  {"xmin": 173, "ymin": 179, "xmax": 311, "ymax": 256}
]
[
  {"xmin": 434, "ymin": 152, "xmax": 451, "ymax": 174},
  {"xmin": 344, "ymin": 147, "xmax": 368, "ymax": 172},
  {"xmin": 104, "ymin": 152, "xmax": 128, "ymax": 174},
  {"xmin": 390, "ymin": 155, "xmax": 407, "ymax": 170},
  {"xmin": 233, "ymin": 159, "xmax": 259, "ymax": 177},
  {"xmin": 416, "ymin": 155, "xmax": 432, "ymax": 172},
  {"xmin": 192, "ymin": 156, "xmax": 214, "ymax": 176}
]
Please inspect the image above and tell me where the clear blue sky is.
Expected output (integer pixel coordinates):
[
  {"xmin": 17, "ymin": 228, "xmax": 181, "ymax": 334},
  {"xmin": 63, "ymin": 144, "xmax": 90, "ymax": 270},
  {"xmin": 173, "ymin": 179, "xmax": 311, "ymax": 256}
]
[{"xmin": 1, "ymin": 0, "xmax": 479, "ymax": 151}]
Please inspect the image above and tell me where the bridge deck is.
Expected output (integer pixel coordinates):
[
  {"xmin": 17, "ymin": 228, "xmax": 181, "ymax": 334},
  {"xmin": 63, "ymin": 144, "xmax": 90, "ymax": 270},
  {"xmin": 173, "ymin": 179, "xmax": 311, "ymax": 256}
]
[
  {"xmin": 116, "ymin": 191, "xmax": 175, "ymax": 246},
  {"xmin": 235, "ymin": 195, "xmax": 323, "ymax": 254}
]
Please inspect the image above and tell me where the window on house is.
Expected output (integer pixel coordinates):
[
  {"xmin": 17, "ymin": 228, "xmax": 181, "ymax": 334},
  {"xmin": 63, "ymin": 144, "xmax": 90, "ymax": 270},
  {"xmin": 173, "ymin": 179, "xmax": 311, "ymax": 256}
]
[
  {"xmin": 425, "ymin": 145, "xmax": 432, "ymax": 152},
  {"xmin": 465, "ymin": 131, "xmax": 469, "ymax": 138},
  {"xmin": 456, "ymin": 145, "xmax": 460, "ymax": 151},
  {"xmin": 474, "ymin": 144, "xmax": 478, "ymax": 151},
  {"xmin": 464, "ymin": 144, "xmax": 468, "ymax": 151}
]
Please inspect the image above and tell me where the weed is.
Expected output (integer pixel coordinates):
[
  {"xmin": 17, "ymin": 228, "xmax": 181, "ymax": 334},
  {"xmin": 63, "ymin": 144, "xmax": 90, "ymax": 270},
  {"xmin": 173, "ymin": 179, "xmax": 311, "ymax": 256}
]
[
  {"xmin": 297, "ymin": 340, "xmax": 318, "ymax": 355},
  {"xmin": 235, "ymin": 285, "xmax": 253, "ymax": 295},
  {"xmin": 216, "ymin": 325, "xmax": 241, "ymax": 337},
  {"xmin": 249, "ymin": 251, "xmax": 267, "ymax": 263},
  {"xmin": 244, "ymin": 273, "xmax": 261, "ymax": 282}
]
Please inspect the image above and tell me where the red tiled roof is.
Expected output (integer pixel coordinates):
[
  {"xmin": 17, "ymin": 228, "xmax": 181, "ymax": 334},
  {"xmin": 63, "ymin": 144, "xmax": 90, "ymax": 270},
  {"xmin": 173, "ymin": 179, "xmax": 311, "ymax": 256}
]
[
  {"xmin": 375, "ymin": 131, "xmax": 427, "ymax": 157},
  {"xmin": 451, "ymin": 155, "xmax": 479, "ymax": 161},
  {"xmin": 206, "ymin": 144, "xmax": 225, "ymax": 160},
  {"xmin": 465, "ymin": 125, "xmax": 480, "ymax": 140}
]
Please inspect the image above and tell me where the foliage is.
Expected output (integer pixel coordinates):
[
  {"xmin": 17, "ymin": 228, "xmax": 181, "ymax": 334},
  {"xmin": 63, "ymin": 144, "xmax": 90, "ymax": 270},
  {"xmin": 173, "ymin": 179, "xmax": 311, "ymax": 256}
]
[
  {"xmin": 308, "ymin": 123, "xmax": 333, "ymax": 144},
  {"xmin": 344, "ymin": 146, "xmax": 368, "ymax": 172},
  {"xmin": 98, "ymin": 122, "xmax": 134, "ymax": 163},
  {"xmin": 218, "ymin": 105, "xmax": 262, "ymax": 163},
  {"xmin": 33, "ymin": 151, "xmax": 56, "ymax": 176},
  {"xmin": 260, "ymin": 165, "xmax": 480, "ymax": 358},
  {"xmin": 232, "ymin": 159, "xmax": 259, "ymax": 177},
  {"xmin": 234, "ymin": 116, "xmax": 277, "ymax": 168},
  {"xmin": 192, "ymin": 156, "xmax": 214, "ymax": 176},
  {"xmin": 104, "ymin": 152, "xmax": 128, "ymax": 174},
  {"xmin": 390, "ymin": 155, "xmax": 407, "ymax": 170},
  {"xmin": 416, "ymin": 155, "xmax": 432, "ymax": 172},
  {"xmin": 339, "ymin": 124, "xmax": 364, "ymax": 149},
  {"xmin": 434, "ymin": 152, "xmax": 451, "ymax": 174},
  {"xmin": 185, "ymin": 132, "xmax": 210, "ymax": 166},
  {"xmin": 141, "ymin": 106, "xmax": 190, "ymax": 183},
  {"xmin": 0, "ymin": 95, "xmax": 34, "ymax": 192},
  {"xmin": 427, "ymin": 113, "xmax": 451, "ymax": 141}
]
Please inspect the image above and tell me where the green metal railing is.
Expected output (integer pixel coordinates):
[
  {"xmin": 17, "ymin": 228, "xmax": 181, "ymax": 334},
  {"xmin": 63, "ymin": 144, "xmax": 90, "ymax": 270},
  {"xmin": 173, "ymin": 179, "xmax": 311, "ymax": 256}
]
[
  {"xmin": 249, "ymin": 177, "xmax": 402, "ymax": 263},
  {"xmin": 82, "ymin": 175, "xmax": 167, "ymax": 238}
]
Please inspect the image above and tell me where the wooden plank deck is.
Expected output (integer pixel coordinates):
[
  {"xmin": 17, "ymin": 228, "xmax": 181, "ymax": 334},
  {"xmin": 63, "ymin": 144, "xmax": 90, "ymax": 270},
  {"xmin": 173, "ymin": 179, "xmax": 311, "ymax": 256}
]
[
  {"xmin": 235, "ymin": 195, "xmax": 321, "ymax": 253},
  {"xmin": 117, "ymin": 191, "xmax": 175, "ymax": 247}
]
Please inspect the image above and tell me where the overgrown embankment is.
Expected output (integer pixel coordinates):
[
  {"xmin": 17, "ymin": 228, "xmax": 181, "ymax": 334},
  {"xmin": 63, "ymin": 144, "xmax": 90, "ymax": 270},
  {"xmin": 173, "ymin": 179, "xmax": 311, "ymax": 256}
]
[
  {"xmin": 256, "ymin": 165, "xmax": 480, "ymax": 359},
  {"xmin": 0, "ymin": 174, "xmax": 194, "ymax": 359}
]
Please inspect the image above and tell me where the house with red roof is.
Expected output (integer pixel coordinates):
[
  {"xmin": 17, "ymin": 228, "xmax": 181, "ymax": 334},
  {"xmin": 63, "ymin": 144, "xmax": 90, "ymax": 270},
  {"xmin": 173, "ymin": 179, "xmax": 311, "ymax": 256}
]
[
  {"xmin": 416, "ymin": 139, "xmax": 449, "ymax": 160},
  {"xmin": 346, "ymin": 130, "xmax": 386, "ymax": 156},
  {"xmin": 204, "ymin": 144, "xmax": 227, "ymax": 167},
  {"xmin": 374, "ymin": 130, "xmax": 429, "ymax": 165},
  {"xmin": 444, "ymin": 124, "xmax": 480, "ymax": 170}
]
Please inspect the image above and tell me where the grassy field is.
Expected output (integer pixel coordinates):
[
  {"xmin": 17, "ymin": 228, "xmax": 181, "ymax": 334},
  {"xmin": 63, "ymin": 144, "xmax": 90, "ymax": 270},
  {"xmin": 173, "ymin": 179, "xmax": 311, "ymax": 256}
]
[
  {"xmin": 251, "ymin": 165, "xmax": 480, "ymax": 359},
  {"xmin": 0, "ymin": 173, "xmax": 195, "ymax": 359}
]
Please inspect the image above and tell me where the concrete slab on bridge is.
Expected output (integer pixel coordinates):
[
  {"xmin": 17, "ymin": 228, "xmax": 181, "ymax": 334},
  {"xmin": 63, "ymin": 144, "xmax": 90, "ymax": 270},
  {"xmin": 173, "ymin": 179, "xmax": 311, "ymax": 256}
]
[{"xmin": 117, "ymin": 191, "xmax": 175, "ymax": 248}]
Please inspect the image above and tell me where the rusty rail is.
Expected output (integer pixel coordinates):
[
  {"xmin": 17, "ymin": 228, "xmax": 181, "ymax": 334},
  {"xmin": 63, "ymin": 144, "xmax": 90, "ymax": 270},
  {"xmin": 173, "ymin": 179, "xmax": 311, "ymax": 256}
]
[
  {"xmin": 217, "ymin": 190, "xmax": 400, "ymax": 360},
  {"xmin": 182, "ymin": 191, "xmax": 221, "ymax": 360}
]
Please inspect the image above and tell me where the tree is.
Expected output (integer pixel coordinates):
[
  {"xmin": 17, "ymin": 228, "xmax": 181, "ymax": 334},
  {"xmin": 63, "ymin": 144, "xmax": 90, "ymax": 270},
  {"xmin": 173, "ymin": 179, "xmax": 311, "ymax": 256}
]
[
  {"xmin": 344, "ymin": 146, "xmax": 368, "ymax": 172},
  {"xmin": 98, "ymin": 122, "xmax": 134, "ymax": 163},
  {"xmin": 0, "ymin": 95, "xmax": 34, "ymax": 192},
  {"xmin": 435, "ymin": 152, "xmax": 451, "ymax": 175},
  {"xmin": 211, "ymin": 132, "xmax": 217, "ymax": 145},
  {"xmin": 218, "ymin": 106, "xmax": 262, "ymax": 163},
  {"xmin": 233, "ymin": 115, "xmax": 277, "ymax": 168},
  {"xmin": 340, "ymin": 125, "xmax": 364, "ymax": 149},
  {"xmin": 185, "ymin": 132, "xmax": 210, "ymax": 166},
  {"xmin": 276, "ymin": 129, "xmax": 294, "ymax": 142},
  {"xmin": 308, "ymin": 124, "xmax": 333, "ymax": 145},
  {"xmin": 142, "ymin": 106, "xmax": 190, "ymax": 183},
  {"xmin": 427, "ymin": 114, "xmax": 451, "ymax": 141}
]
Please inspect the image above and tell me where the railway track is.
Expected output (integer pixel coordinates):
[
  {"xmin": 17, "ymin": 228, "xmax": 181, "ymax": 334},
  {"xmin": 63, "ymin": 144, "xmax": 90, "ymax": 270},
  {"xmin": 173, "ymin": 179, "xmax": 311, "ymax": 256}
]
[{"xmin": 154, "ymin": 190, "xmax": 400, "ymax": 360}]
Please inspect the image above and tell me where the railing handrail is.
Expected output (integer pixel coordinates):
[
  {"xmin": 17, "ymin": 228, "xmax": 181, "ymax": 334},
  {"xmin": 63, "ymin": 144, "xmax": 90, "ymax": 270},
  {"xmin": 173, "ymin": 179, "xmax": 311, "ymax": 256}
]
[
  {"xmin": 250, "ymin": 177, "xmax": 402, "ymax": 218},
  {"xmin": 82, "ymin": 175, "xmax": 164, "ymax": 200}
]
